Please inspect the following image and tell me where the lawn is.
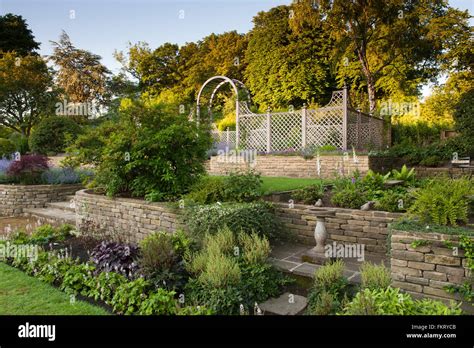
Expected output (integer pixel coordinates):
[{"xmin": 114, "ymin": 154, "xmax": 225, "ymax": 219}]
[
  {"xmin": 259, "ymin": 176, "xmax": 323, "ymax": 194},
  {"xmin": 0, "ymin": 262, "xmax": 109, "ymax": 315}
]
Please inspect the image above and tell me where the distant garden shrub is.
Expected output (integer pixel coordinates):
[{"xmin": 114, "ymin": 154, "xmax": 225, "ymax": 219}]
[
  {"xmin": 6, "ymin": 154, "xmax": 49, "ymax": 184},
  {"xmin": 186, "ymin": 172, "xmax": 262, "ymax": 204},
  {"xmin": 29, "ymin": 116, "xmax": 82, "ymax": 154},
  {"xmin": 331, "ymin": 183, "xmax": 368, "ymax": 209},
  {"xmin": 221, "ymin": 171, "xmax": 262, "ymax": 202},
  {"xmin": 0, "ymin": 138, "xmax": 15, "ymax": 158},
  {"xmin": 185, "ymin": 176, "xmax": 226, "ymax": 204},
  {"xmin": 8, "ymin": 132, "xmax": 29, "ymax": 154},
  {"xmin": 291, "ymin": 182, "xmax": 325, "ymax": 204}
]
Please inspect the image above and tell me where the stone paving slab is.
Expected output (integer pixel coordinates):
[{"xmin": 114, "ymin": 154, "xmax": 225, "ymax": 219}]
[
  {"xmin": 260, "ymin": 292, "xmax": 308, "ymax": 315},
  {"xmin": 270, "ymin": 242, "xmax": 386, "ymax": 285}
]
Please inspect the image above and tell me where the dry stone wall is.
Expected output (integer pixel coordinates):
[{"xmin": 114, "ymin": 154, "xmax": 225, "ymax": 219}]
[
  {"xmin": 0, "ymin": 184, "xmax": 82, "ymax": 216},
  {"xmin": 275, "ymin": 203, "xmax": 402, "ymax": 257},
  {"xmin": 75, "ymin": 190, "xmax": 184, "ymax": 244},
  {"xmin": 390, "ymin": 229, "xmax": 473, "ymax": 304},
  {"xmin": 208, "ymin": 155, "xmax": 369, "ymax": 178}
]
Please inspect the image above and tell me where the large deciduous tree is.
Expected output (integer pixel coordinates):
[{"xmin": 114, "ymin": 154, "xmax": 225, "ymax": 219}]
[
  {"xmin": 0, "ymin": 14, "xmax": 40, "ymax": 56},
  {"xmin": 245, "ymin": 5, "xmax": 335, "ymax": 110},
  {"xmin": 0, "ymin": 52, "xmax": 57, "ymax": 136},
  {"xmin": 291, "ymin": 0, "xmax": 471, "ymax": 113},
  {"xmin": 50, "ymin": 31, "xmax": 110, "ymax": 104},
  {"xmin": 115, "ymin": 31, "xmax": 248, "ymax": 105}
]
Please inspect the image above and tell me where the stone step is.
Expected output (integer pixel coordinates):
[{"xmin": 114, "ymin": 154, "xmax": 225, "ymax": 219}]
[
  {"xmin": 23, "ymin": 207, "xmax": 76, "ymax": 226},
  {"xmin": 47, "ymin": 201, "xmax": 75, "ymax": 212},
  {"xmin": 65, "ymin": 195, "xmax": 76, "ymax": 201},
  {"xmin": 259, "ymin": 292, "xmax": 308, "ymax": 315}
]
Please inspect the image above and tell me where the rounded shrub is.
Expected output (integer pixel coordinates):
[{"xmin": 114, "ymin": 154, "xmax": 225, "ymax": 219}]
[
  {"xmin": 29, "ymin": 116, "xmax": 82, "ymax": 154},
  {"xmin": 0, "ymin": 138, "xmax": 15, "ymax": 158}
]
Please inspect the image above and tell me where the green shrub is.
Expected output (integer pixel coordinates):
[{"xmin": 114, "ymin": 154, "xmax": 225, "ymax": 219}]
[
  {"xmin": 111, "ymin": 277, "xmax": 152, "ymax": 315},
  {"xmin": 184, "ymin": 201, "xmax": 279, "ymax": 241},
  {"xmin": 185, "ymin": 227, "xmax": 287, "ymax": 314},
  {"xmin": 222, "ymin": 171, "xmax": 262, "ymax": 202},
  {"xmin": 187, "ymin": 228, "xmax": 241, "ymax": 288},
  {"xmin": 8, "ymin": 132, "xmax": 29, "ymax": 154},
  {"xmin": 87, "ymin": 271, "xmax": 127, "ymax": 303},
  {"xmin": 342, "ymin": 287, "xmax": 462, "ymax": 315},
  {"xmin": 29, "ymin": 116, "xmax": 82, "ymax": 154},
  {"xmin": 362, "ymin": 170, "xmax": 388, "ymax": 191},
  {"xmin": 291, "ymin": 183, "xmax": 325, "ymax": 204},
  {"xmin": 360, "ymin": 263, "xmax": 391, "ymax": 290},
  {"xmin": 390, "ymin": 165, "xmax": 415, "ymax": 183},
  {"xmin": 238, "ymin": 231, "xmax": 271, "ymax": 265},
  {"xmin": 307, "ymin": 260, "xmax": 350, "ymax": 315},
  {"xmin": 88, "ymin": 101, "xmax": 212, "ymax": 200},
  {"xmin": 185, "ymin": 172, "xmax": 262, "ymax": 204},
  {"xmin": 138, "ymin": 230, "xmax": 191, "ymax": 291},
  {"xmin": 331, "ymin": 185, "xmax": 368, "ymax": 209},
  {"xmin": 408, "ymin": 177, "xmax": 474, "ymax": 226},
  {"xmin": 184, "ymin": 278, "xmax": 242, "ymax": 315},
  {"xmin": 138, "ymin": 288, "xmax": 178, "ymax": 315},
  {"xmin": 29, "ymin": 224, "xmax": 73, "ymax": 246},
  {"xmin": 453, "ymin": 88, "xmax": 474, "ymax": 156},
  {"xmin": 375, "ymin": 189, "xmax": 412, "ymax": 212},
  {"xmin": 177, "ymin": 305, "xmax": 215, "ymax": 315},
  {"xmin": 60, "ymin": 263, "xmax": 96, "ymax": 296},
  {"xmin": 185, "ymin": 176, "xmax": 226, "ymax": 204},
  {"xmin": 0, "ymin": 138, "xmax": 15, "ymax": 158}
]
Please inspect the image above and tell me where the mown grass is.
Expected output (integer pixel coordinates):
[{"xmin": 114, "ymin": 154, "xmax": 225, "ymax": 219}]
[{"xmin": 0, "ymin": 262, "xmax": 109, "ymax": 315}]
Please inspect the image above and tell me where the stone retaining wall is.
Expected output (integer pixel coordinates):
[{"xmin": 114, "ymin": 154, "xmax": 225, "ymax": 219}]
[
  {"xmin": 75, "ymin": 190, "xmax": 184, "ymax": 244},
  {"xmin": 390, "ymin": 229, "xmax": 473, "ymax": 305},
  {"xmin": 275, "ymin": 203, "xmax": 402, "ymax": 257},
  {"xmin": 369, "ymin": 156, "xmax": 474, "ymax": 178},
  {"xmin": 0, "ymin": 184, "xmax": 82, "ymax": 216},
  {"xmin": 208, "ymin": 155, "xmax": 369, "ymax": 178}
]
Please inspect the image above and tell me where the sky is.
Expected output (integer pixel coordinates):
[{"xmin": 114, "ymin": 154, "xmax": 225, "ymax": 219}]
[{"xmin": 1, "ymin": 0, "xmax": 472, "ymax": 95}]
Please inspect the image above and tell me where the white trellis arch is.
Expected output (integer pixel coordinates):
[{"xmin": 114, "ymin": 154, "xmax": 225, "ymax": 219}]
[
  {"xmin": 196, "ymin": 75, "xmax": 251, "ymax": 122},
  {"xmin": 197, "ymin": 77, "xmax": 387, "ymax": 151}
]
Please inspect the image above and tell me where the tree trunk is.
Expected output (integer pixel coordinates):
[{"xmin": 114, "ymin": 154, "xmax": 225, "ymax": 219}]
[
  {"xmin": 356, "ymin": 47, "xmax": 377, "ymax": 114},
  {"xmin": 366, "ymin": 73, "xmax": 376, "ymax": 114}
]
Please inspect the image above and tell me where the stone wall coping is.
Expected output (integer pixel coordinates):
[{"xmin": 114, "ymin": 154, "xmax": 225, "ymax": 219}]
[
  {"xmin": 0, "ymin": 183, "xmax": 83, "ymax": 189},
  {"xmin": 391, "ymin": 228, "xmax": 474, "ymax": 242},
  {"xmin": 76, "ymin": 189, "xmax": 178, "ymax": 209},
  {"xmin": 274, "ymin": 201, "xmax": 404, "ymax": 218}
]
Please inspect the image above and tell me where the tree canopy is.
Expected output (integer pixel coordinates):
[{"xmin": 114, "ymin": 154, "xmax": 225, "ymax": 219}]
[
  {"xmin": 50, "ymin": 31, "xmax": 110, "ymax": 104},
  {"xmin": 0, "ymin": 14, "xmax": 40, "ymax": 56},
  {"xmin": 290, "ymin": 0, "xmax": 471, "ymax": 113},
  {"xmin": 0, "ymin": 52, "xmax": 56, "ymax": 136}
]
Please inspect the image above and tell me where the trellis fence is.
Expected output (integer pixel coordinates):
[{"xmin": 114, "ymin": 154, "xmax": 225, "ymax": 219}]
[{"xmin": 211, "ymin": 88, "xmax": 388, "ymax": 152}]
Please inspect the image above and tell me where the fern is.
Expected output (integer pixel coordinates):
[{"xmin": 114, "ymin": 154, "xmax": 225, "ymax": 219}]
[{"xmin": 408, "ymin": 177, "xmax": 473, "ymax": 226}]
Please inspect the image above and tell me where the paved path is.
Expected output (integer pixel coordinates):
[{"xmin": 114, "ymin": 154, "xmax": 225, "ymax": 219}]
[{"xmin": 269, "ymin": 242, "xmax": 387, "ymax": 284}]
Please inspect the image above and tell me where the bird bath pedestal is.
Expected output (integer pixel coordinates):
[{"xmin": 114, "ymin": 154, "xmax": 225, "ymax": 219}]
[{"xmin": 302, "ymin": 208, "xmax": 335, "ymax": 265}]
